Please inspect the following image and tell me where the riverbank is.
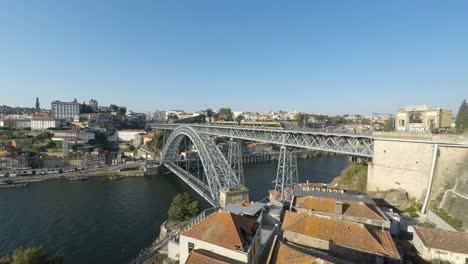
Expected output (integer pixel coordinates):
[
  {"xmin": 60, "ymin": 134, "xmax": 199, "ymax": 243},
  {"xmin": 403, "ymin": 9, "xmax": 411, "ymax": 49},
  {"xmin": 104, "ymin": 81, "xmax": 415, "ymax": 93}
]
[
  {"xmin": 0, "ymin": 156, "xmax": 350, "ymax": 264},
  {"xmin": 0, "ymin": 164, "xmax": 156, "ymax": 186}
]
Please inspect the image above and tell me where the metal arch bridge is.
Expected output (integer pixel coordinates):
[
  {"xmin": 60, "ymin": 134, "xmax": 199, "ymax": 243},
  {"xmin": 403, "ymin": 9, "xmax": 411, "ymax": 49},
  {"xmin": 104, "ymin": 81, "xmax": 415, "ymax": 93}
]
[
  {"xmin": 161, "ymin": 126, "xmax": 243, "ymax": 206},
  {"xmin": 156, "ymin": 124, "xmax": 374, "ymax": 205},
  {"xmin": 153, "ymin": 124, "xmax": 374, "ymax": 157}
]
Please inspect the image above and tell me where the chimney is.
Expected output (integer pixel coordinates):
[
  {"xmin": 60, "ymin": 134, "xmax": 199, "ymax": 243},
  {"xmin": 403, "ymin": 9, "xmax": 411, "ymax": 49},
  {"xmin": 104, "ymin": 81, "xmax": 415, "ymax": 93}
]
[{"xmin": 334, "ymin": 201, "xmax": 344, "ymax": 215}]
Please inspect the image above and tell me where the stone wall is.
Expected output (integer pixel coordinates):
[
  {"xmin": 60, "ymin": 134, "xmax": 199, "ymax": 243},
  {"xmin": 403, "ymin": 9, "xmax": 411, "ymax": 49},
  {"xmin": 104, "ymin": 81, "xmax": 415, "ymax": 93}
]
[{"xmin": 367, "ymin": 133, "xmax": 468, "ymax": 205}]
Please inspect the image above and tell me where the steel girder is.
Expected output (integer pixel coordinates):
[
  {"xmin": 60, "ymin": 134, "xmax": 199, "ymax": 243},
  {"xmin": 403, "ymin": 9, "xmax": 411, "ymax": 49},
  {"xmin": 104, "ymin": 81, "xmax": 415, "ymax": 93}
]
[
  {"xmin": 161, "ymin": 126, "xmax": 241, "ymax": 205},
  {"xmin": 152, "ymin": 124, "xmax": 374, "ymax": 157},
  {"xmin": 274, "ymin": 146, "xmax": 299, "ymax": 201},
  {"xmin": 227, "ymin": 139, "xmax": 244, "ymax": 186}
]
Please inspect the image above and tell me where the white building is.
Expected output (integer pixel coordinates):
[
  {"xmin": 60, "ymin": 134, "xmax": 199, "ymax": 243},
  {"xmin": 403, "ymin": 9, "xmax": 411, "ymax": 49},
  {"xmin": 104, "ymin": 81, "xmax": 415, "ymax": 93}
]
[
  {"xmin": 116, "ymin": 130, "xmax": 146, "ymax": 142},
  {"xmin": 52, "ymin": 130, "xmax": 95, "ymax": 144},
  {"xmin": 0, "ymin": 119, "xmax": 31, "ymax": 129},
  {"xmin": 413, "ymin": 227, "xmax": 468, "ymax": 264},
  {"xmin": 31, "ymin": 117, "xmax": 60, "ymax": 130},
  {"xmin": 169, "ymin": 210, "xmax": 262, "ymax": 264},
  {"xmin": 51, "ymin": 99, "xmax": 80, "ymax": 119}
]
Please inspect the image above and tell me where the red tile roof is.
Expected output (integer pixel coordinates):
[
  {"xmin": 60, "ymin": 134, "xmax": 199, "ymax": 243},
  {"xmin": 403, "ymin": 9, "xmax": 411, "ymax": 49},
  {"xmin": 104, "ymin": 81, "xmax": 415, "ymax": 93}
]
[
  {"xmin": 294, "ymin": 196, "xmax": 385, "ymax": 221},
  {"xmin": 282, "ymin": 212, "xmax": 400, "ymax": 258},
  {"xmin": 271, "ymin": 240, "xmax": 333, "ymax": 264},
  {"xmin": 185, "ymin": 249, "xmax": 243, "ymax": 264},
  {"xmin": 414, "ymin": 227, "xmax": 468, "ymax": 254},
  {"xmin": 182, "ymin": 210, "xmax": 258, "ymax": 252}
]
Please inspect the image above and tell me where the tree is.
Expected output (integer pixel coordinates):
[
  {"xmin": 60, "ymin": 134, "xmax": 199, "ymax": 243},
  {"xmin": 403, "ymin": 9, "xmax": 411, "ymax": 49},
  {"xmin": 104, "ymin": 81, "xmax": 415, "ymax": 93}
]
[
  {"xmin": 455, "ymin": 99, "xmax": 468, "ymax": 133},
  {"xmin": 0, "ymin": 247, "xmax": 63, "ymax": 264},
  {"xmin": 235, "ymin": 114, "xmax": 244, "ymax": 125},
  {"xmin": 206, "ymin": 109, "xmax": 214, "ymax": 123},
  {"xmin": 294, "ymin": 112, "xmax": 306, "ymax": 126},
  {"xmin": 217, "ymin": 108, "xmax": 233, "ymax": 121},
  {"xmin": 383, "ymin": 117, "xmax": 395, "ymax": 132},
  {"xmin": 168, "ymin": 193, "xmax": 200, "ymax": 222}
]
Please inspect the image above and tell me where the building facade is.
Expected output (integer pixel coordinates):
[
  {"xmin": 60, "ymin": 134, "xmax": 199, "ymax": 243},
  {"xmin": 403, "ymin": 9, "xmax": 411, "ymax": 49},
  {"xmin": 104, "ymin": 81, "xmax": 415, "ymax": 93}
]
[
  {"xmin": 178, "ymin": 210, "xmax": 262, "ymax": 264},
  {"xmin": 116, "ymin": 130, "xmax": 146, "ymax": 142},
  {"xmin": 31, "ymin": 117, "xmax": 60, "ymax": 130},
  {"xmin": 413, "ymin": 227, "xmax": 468, "ymax": 264},
  {"xmin": 395, "ymin": 105, "xmax": 452, "ymax": 132},
  {"xmin": 0, "ymin": 119, "xmax": 31, "ymax": 129},
  {"xmin": 51, "ymin": 100, "xmax": 80, "ymax": 119}
]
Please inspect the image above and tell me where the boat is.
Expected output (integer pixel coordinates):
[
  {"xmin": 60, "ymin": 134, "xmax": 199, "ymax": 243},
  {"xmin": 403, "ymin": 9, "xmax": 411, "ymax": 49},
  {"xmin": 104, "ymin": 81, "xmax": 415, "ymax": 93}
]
[
  {"xmin": 0, "ymin": 183, "xmax": 28, "ymax": 189},
  {"xmin": 68, "ymin": 176, "xmax": 88, "ymax": 181}
]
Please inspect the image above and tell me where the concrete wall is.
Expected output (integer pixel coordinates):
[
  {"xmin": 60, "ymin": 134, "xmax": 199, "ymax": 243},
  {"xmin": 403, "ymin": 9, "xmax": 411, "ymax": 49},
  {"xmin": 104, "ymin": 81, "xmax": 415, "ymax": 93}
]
[
  {"xmin": 179, "ymin": 236, "xmax": 248, "ymax": 264},
  {"xmin": 367, "ymin": 133, "xmax": 468, "ymax": 203},
  {"xmin": 367, "ymin": 137, "xmax": 434, "ymax": 200}
]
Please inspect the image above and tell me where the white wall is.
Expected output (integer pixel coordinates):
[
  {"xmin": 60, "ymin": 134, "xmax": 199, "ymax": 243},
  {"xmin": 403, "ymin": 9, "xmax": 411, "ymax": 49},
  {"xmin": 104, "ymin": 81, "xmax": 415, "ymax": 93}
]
[{"xmin": 179, "ymin": 235, "xmax": 248, "ymax": 264}]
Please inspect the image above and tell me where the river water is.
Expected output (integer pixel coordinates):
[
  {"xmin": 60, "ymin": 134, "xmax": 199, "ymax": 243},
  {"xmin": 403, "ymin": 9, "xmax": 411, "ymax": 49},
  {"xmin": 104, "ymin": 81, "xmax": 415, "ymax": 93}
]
[{"xmin": 0, "ymin": 156, "xmax": 348, "ymax": 264}]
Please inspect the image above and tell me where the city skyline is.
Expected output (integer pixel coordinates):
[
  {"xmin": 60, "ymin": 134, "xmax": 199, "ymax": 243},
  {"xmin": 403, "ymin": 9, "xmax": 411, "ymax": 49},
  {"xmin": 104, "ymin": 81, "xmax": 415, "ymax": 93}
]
[{"xmin": 1, "ymin": 1, "xmax": 467, "ymax": 114}]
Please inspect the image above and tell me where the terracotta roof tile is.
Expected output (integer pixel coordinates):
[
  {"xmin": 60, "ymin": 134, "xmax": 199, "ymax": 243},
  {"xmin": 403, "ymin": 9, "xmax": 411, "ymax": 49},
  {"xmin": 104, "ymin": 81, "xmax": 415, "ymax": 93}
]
[
  {"xmin": 294, "ymin": 196, "xmax": 385, "ymax": 221},
  {"xmin": 282, "ymin": 212, "xmax": 400, "ymax": 258},
  {"xmin": 414, "ymin": 227, "xmax": 468, "ymax": 254},
  {"xmin": 185, "ymin": 249, "xmax": 243, "ymax": 264},
  {"xmin": 182, "ymin": 210, "xmax": 258, "ymax": 252},
  {"xmin": 272, "ymin": 240, "xmax": 332, "ymax": 264}
]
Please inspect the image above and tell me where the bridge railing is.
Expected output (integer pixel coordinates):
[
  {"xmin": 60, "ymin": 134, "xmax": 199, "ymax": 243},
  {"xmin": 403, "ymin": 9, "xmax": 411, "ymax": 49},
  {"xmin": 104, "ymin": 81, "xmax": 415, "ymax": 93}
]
[{"xmin": 152, "ymin": 123, "xmax": 374, "ymax": 157}]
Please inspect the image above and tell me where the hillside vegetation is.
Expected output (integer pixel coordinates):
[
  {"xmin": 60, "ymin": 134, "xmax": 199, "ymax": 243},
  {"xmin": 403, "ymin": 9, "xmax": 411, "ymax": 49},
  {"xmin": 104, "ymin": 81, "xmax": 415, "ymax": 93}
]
[{"xmin": 337, "ymin": 164, "xmax": 368, "ymax": 192}]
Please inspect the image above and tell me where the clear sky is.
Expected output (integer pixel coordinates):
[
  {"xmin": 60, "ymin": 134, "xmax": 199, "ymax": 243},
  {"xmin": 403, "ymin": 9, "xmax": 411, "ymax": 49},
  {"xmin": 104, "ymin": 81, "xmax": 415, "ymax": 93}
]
[{"xmin": 0, "ymin": 1, "xmax": 467, "ymax": 115}]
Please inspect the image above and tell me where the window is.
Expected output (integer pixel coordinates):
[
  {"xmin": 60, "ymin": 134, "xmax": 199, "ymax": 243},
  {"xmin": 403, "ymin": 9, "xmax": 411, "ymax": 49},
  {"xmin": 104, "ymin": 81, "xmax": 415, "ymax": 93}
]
[
  {"xmin": 409, "ymin": 113, "xmax": 423, "ymax": 123},
  {"xmin": 188, "ymin": 242, "xmax": 194, "ymax": 253},
  {"xmin": 399, "ymin": 119, "xmax": 405, "ymax": 126}
]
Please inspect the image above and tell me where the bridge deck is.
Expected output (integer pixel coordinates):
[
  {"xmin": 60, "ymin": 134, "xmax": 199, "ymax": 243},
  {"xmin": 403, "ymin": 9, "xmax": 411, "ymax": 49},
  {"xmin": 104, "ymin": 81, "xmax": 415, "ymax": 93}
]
[
  {"xmin": 152, "ymin": 124, "xmax": 374, "ymax": 157},
  {"xmin": 164, "ymin": 162, "xmax": 215, "ymax": 206}
]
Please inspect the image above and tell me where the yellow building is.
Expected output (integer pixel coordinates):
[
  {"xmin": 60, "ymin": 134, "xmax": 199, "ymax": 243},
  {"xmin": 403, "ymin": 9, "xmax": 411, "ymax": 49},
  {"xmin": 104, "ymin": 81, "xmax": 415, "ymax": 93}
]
[{"xmin": 395, "ymin": 105, "xmax": 452, "ymax": 132}]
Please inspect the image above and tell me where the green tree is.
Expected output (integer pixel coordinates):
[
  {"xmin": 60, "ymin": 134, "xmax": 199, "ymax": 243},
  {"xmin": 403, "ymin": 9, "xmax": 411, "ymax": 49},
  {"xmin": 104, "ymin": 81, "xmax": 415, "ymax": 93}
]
[
  {"xmin": 168, "ymin": 193, "xmax": 200, "ymax": 222},
  {"xmin": 217, "ymin": 108, "xmax": 233, "ymax": 121},
  {"xmin": 117, "ymin": 107, "xmax": 127, "ymax": 116},
  {"xmin": 109, "ymin": 104, "xmax": 119, "ymax": 113},
  {"xmin": 0, "ymin": 247, "xmax": 63, "ymax": 264},
  {"xmin": 294, "ymin": 112, "xmax": 306, "ymax": 126},
  {"xmin": 383, "ymin": 117, "xmax": 395, "ymax": 132},
  {"xmin": 206, "ymin": 108, "xmax": 214, "ymax": 123},
  {"xmin": 455, "ymin": 99, "xmax": 468, "ymax": 133},
  {"xmin": 338, "ymin": 164, "xmax": 368, "ymax": 192},
  {"xmin": 235, "ymin": 114, "xmax": 244, "ymax": 125}
]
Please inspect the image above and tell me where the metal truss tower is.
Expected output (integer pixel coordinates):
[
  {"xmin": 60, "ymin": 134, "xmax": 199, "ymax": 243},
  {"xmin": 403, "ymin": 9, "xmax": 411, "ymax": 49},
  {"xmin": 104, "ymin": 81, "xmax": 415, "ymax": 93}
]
[
  {"xmin": 227, "ymin": 138, "xmax": 244, "ymax": 186},
  {"xmin": 274, "ymin": 146, "xmax": 299, "ymax": 202}
]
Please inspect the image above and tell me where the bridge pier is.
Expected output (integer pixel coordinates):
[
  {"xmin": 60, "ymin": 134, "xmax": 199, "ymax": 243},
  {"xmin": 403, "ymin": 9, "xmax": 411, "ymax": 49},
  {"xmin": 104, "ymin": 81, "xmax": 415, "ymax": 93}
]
[
  {"xmin": 228, "ymin": 138, "xmax": 244, "ymax": 185},
  {"xmin": 274, "ymin": 146, "xmax": 299, "ymax": 202},
  {"xmin": 219, "ymin": 187, "xmax": 250, "ymax": 208}
]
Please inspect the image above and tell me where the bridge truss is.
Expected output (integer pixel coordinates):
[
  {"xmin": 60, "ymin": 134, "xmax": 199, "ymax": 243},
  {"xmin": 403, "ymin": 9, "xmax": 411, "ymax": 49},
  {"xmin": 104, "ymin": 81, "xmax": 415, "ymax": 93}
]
[
  {"xmin": 152, "ymin": 124, "xmax": 374, "ymax": 157},
  {"xmin": 161, "ymin": 126, "xmax": 243, "ymax": 205}
]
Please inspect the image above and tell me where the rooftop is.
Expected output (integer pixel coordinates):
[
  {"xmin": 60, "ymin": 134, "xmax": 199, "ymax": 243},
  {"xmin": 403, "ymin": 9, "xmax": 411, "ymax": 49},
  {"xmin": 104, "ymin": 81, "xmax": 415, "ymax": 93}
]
[
  {"xmin": 181, "ymin": 210, "xmax": 258, "ymax": 252},
  {"xmin": 396, "ymin": 105, "xmax": 449, "ymax": 112},
  {"xmin": 414, "ymin": 226, "xmax": 468, "ymax": 254},
  {"xmin": 185, "ymin": 249, "xmax": 243, "ymax": 264},
  {"xmin": 293, "ymin": 186, "xmax": 376, "ymax": 205},
  {"xmin": 270, "ymin": 240, "xmax": 331, "ymax": 264},
  {"xmin": 225, "ymin": 201, "xmax": 266, "ymax": 216},
  {"xmin": 282, "ymin": 212, "xmax": 399, "ymax": 258},
  {"xmin": 51, "ymin": 100, "xmax": 79, "ymax": 105},
  {"xmin": 294, "ymin": 196, "xmax": 385, "ymax": 221}
]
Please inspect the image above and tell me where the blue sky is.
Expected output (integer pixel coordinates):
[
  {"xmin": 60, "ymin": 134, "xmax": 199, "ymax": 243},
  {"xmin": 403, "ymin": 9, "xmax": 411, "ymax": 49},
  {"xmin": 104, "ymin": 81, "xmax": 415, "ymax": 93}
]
[{"xmin": 0, "ymin": 1, "xmax": 467, "ymax": 114}]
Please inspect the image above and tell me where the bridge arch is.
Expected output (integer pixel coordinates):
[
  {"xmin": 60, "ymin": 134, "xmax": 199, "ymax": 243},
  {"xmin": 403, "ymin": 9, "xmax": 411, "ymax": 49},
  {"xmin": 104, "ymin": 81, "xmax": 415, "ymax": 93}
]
[{"xmin": 161, "ymin": 125, "xmax": 240, "ymax": 204}]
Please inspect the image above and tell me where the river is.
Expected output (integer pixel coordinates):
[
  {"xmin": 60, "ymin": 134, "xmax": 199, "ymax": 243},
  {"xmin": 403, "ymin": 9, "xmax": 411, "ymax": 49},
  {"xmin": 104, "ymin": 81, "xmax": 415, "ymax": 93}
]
[{"xmin": 0, "ymin": 156, "xmax": 348, "ymax": 263}]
